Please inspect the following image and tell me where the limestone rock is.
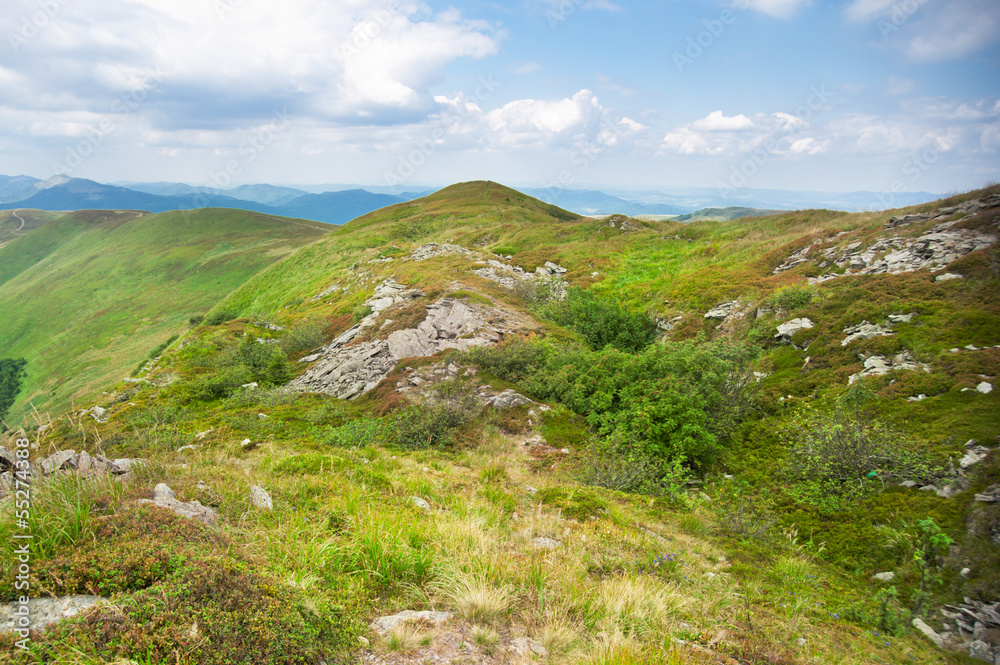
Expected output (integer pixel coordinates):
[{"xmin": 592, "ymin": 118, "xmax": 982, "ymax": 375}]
[
  {"xmin": 369, "ymin": 609, "xmax": 452, "ymax": 636},
  {"xmin": 705, "ymin": 301, "xmax": 738, "ymax": 320},
  {"xmin": 849, "ymin": 351, "xmax": 930, "ymax": 384},
  {"xmin": 137, "ymin": 483, "xmax": 218, "ymax": 526},
  {"xmin": 410, "ymin": 496, "xmax": 431, "ymax": 512},
  {"xmin": 86, "ymin": 406, "xmax": 108, "ymax": 423},
  {"xmin": 775, "ymin": 318, "xmax": 814, "ymax": 343},
  {"xmin": 250, "ymin": 485, "xmax": 273, "ymax": 511},
  {"xmin": 841, "ymin": 321, "xmax": 894, "ymax": 346},
  {"xmin": 935, "ymin": 272, "xmax": 963, "ymax": 282},
  {"xmin": 484, "ymin": 389, "xmax": 533, "ymax": 409},
  {"xmin": 511, "ymin": 637, "xmax": 549, "ymax": 657},
  {"xmin": 531, "ymin": 537, "xmax": 563, "ymax": 549},
  {"xmin": 961, "ymin": 441, "xmax": 991, "ymax": 469},
  {"xmin": 0, "ymin": 595, "xmax": 103, "ymax": 633},
  {"xmin": 976, "ymin": 382, "xmax": 993, "ymax": 394},
  {"xmin": 873, "ymin": 571, "xmax": 896, "ymax": 582},
  {"xmin": 912, "ymin": 618, "xmax": 945, "ymax": 647}
]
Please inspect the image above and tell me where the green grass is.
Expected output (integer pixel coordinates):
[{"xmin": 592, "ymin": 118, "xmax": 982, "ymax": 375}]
[{"xmin": 0, "ymin": 208, "xmax": 329, "ymax": 423}]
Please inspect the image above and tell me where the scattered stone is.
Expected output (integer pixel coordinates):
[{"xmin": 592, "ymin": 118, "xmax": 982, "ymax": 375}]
[
  {"xmin": 841, "ymin": 321, "xmax": 895, "ymax": 346},
  {"xmin": 240, "ymin": 438, "xmax": 257, "ymax": 451},
  {"xmin": 369, "ymin": 610, "xmax": 452, "ymax": 636},
  {"xmin": 908, "ymin": 394, "xmax": 928, "ymax": 402},
  {"xmin": 86, "ymin": 406, "xmax": 108, "ymax": 423},
  {"xmin": 888, "ymin": 313, "xmax": 915, "ymax": 324},
  {"xmin": 531, "ymin": 537, "xmax": 563, "ymax": 549},
  {"xmin": 40, "ymin": 449, "xmax": 77, "ymax": 475},
  {"xmin": 937, "ymin": 485, "xmax": 962, "ymax": 499},
  {"xmin": 775, "ymin": 318, "xmax": 814, "ymax": 343},
  {"xmin": 848, "ymin": 351, "xmax": 930, "ymax": 384},
  {"xmin": 137, "ymin": 483, "xmax": 218, "ymax": 526},
  {"xmin": 960, "ymin": 441, "xmax": 991, "ymax": 469},
  {"xmin": 935, "ymin": 273, "xmax": 963, "ymax": 282},
  {"xmin": 912, "ymin": 618, "xmax": 945, "ymax": 648},
  {"xmin": 525, "ymin": 485, "xmax": 538, "ymax": 494},
  {"xmin": 195, "ymin": 429, "xmax": 212, "ymax": 440},
  {"xmin": 241, "ymin": 382, "xmax": 258, "ymax": 389},
  {"xmin": 250, "ymin": 485, "xmax": 273, "ymax": 511},
  {"xmin": 873, "ymin": 572, "xmax": 896, "ymax": 582},
  {"xmin": 705, "ymin": 300, "xmax": 738, "ymax": 320},
  {"xmin": 975, "ymin": 484, "xmax": 1000, "ymax": 503},
  {"xmin": 0, "ymin": 595, "xmax": 103, "ymax": 633},
  {"xmin": 511, "ymin": 637, "xmax": 549, "ymax": 657},
  {"xmin": 976, "ymin": 382, "xmax": 993, "ymax": 394},
  {"xmin": 176, "ymin": 444, "xmax": 198, "ymax": 453},
  {"xmin": 795, "ymin": 638, "xmax": 807, "ymax": 647},
  {"xmin": 485, "ymin": 389, "xmax": 533, "ymax": 409},
  {"xmin": 410, "ymin": 496, "xmax": 431, "ymax": 512}
]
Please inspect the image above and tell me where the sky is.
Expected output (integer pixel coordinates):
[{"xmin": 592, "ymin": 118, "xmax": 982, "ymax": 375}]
[{"xmin": 1, "ymin": 0, "xmax": 998, "ymax": 197}]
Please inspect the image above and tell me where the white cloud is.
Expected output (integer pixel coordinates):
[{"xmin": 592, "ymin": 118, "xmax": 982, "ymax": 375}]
[
  {"xmin": 738, "ymin": 0, "xmax": 810, "ymax": 19},
  {"xmin": 510, "ymin": 61, "xmax": 542, "ymax": 75},
  {"xmin": 789, "ymin": 137, "xmax": 829, "ymax": 154},
  {"xmin": 691, "ymin": 110, "xmax": 754, "ymax": 131},
  {"xmin": 844, "ymin": 0, "xmax": 1000, "ymax": 62}
]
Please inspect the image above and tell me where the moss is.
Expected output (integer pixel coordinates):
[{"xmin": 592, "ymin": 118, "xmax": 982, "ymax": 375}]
[{"xmin": 538, "ymin": 486, "xmax": 610, "ymax": 521}]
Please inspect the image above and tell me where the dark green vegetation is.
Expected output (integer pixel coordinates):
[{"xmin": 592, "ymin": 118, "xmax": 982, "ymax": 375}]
[
  {"xmin": 1, "ymin": 181, "xmax": 997, "ymax": 664},
  {"xmin": 0, "ymin": 358, "xmax": 27, "ymax": 426},
  {"xmin": 0, "ymin": 208, "xmax": 329, "ymax": 421},
  {"xmin": 674, "ymin": 206, "xmax": 782, "ymax": 223}
]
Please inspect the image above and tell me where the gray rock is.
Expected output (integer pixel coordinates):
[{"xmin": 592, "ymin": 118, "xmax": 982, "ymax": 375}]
[
  {"xmin": 137, "ymin": 483, "xmax": 218, "ymax": 526},
  {"xmin": 937, "ymin": 485, "xmax": 962, "ymax": 499},
  {"xmin": 912, "ymin": 618, "xmax": 945, "ymax": 647},
  {"xmin": 961, "ymin": 445, "xmax": 991, "ymax": 469},
  {"xmin": 888, "ymin": 313, "xmax": 915, "ymax": 324},
  {"xmin": 775, "ymin": 318, "xmax": 814, "ymax": 342},
  {"xmin": 511, "ymin": 637, "xmax": 549, "ymax": 657},
  {"xmin": 0, "ymin": 595, "xmax": 103, "ymax": 633},
  {"xmin": 873, "ymin": 571, "xmax": 896, "ymax": 582},
  {"xmin": 531, "ymin": 537, "xmax": 563, "ymax": 549},
  {"xmin": 410, "ymin": 496, "xmax": 431, "ymax": 512},
  {"xmin": 40, "ymin": 450, "xmax": 77, "ymax": 475},
  {"xmin": 841, "ymin": 321, "xmax": 895, "ymax": 346},
  {"xmin": 250, "ymin": 485, "xmax": 273, "ymax": 511},
  {"xmin": 0, "ymin": 446, "xmax": 15, "ymax": 471},
  {"xmin": 485, "ymin": 389, "xmax": 533, "ymax": 409},
  {"xmin": 369, "ymin": 609, "xmax": 452, "ymax": 636},
  {"xmin": 935, "ymin": 272, "xmax": 963, "ymax": 282},
  {"xmin": 976, "ymin": 382, "xmax": 993, "ymax": 394},
  {"xmin": 967, "ymin": 640, "xmax": 992, "ymax": 661},
  {"xmin": 195, "ymin": 429, "xmax": 213, "ymax": 440},
  {"xmin": 705, "ymin": 301, "xmax": 738, "ymax": 320},
  {"xmin": 849, "ymin": 351, "xmax": 930, "ymax": 385}
]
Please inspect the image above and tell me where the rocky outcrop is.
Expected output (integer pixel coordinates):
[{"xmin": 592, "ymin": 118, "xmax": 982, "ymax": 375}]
[
  {"xmin": 841, "ymin": 320, "xmax": 896, "ymax": 346},
  {"xmin": 934, "ymin": 598, "xmax": 1000, "ymax": 662},
  {"xmin": 848, "ymin": 351, "xmax": 930, "ymax": 384},
  {"xmin": 137, "ymin": 483, "xmax": 219, "ymax": 526},
  {"xmin": 474, "ymin": 259, "xmax": 567, "ymax": 298},
  {"xmin": 292, "ymin": 292, "xmax": 535, "ymax": 400},
  {"xmin": 775, "ymin": 318, "xmax": 814, "ymax": 345},
  {"xmin": 705, "ymin": 300, "xmax": 738, "ymax": 320},
  {"xmin": 408, "ymin": 242, "xmax": 480, "ymax": 261},
  {"xmin": 370, "ymin": 609, "xmax": 453, "ymax": 636},
  {"xmin": 0, "ymin": 448, "xmax": 143, "ymax": 499},
  {"xmin": 769, "ymin": 195, "xmax": 1000, "ymax": 283},
  {"xmin": 0, "ymin": 595, "xmax": 103, "ymax": 634}
]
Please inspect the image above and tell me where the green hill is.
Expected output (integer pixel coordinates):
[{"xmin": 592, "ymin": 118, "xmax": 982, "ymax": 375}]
[
  {"xmin": 674, "ymin": 206, "xmax": 783, "ymax": 222},
  {"xmin": 1, "ymin": 182, "xmax": 998, "ymax": 664},
  {"xmin": 0, "ymin": 208, "xmax": 329, "ymax": 423}
]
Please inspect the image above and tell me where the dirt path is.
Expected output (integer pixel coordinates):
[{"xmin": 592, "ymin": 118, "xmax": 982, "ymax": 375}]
[{"xmin": 11, "ymin": 209, "xmax": 25, "ymax": 231}]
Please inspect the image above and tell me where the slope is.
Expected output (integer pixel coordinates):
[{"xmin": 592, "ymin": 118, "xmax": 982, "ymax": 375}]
[
  {"xmin": 0, "ymin": 208, "xmax": 330, "ymax": 424},
  {"xmin": 1, "ymin": 182, "xmax": 998, "ymax": 664}
]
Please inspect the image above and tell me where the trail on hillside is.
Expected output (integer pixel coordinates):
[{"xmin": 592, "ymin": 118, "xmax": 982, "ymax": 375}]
[{"xmin": 11, "ymin": 209, "xmax": 25, "ymax": 232}]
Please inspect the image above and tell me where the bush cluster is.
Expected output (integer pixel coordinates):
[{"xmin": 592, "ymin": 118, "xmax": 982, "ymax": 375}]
[
  {"xmin": 467, "ymin": 336, "xmax": 759, "ymax": 480},
  {"xmin": 541, "ymin": 286, "xmax": 658, "ymax": 353}
]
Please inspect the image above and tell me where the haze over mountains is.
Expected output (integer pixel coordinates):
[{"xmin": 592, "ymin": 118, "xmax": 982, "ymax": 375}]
[{"xmin": 0, "ymin": 174, "xmax": 940, "ymax": 225}]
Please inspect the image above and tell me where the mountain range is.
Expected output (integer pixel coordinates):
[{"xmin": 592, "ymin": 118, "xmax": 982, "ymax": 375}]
[{"xmin": 0, "ymin": 175, "xmax": 941, "ymax": 225}]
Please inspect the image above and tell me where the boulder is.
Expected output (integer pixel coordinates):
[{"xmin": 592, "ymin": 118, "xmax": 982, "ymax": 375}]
[
  {"xmin": 0, "ymin": 595, "xmax": 103, "ymax": 633},
  {"xmin": 775, "ymin": 318, "xmax": 814, "ymax": 343},
  {"xmin": 705, "ymin": 301, "xmax": 738, "ymax": 320},
  {"xmin": 511, "ymin": 637, "xmax": 549, "ymax": 657},
  {"xmin": 250, "ymin": 485, "xmax": 273, "ymax": 510},
  {"xmin": 370, "ymin": 609, "xmax": 452, "ymax": 636},
  {"xmin": 841, "ymin": 321, "xmax": 894, "ymax": 346},
  {"xmin": 137, "ymin": 483, "xmax": 218, "ymax": 526},
  {"xmin": 484, "ymin": 389, "xmax": 533, "ymax": 409}
]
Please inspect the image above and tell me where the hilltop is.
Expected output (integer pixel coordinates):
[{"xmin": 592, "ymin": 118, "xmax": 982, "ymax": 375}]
[
  {"xmin": 0, "ymin": 181, "xmax": 998, "ymax": 665},
  {"xmin": 0, "ymin": 207, "xmax": 330, "ymax": 422}
]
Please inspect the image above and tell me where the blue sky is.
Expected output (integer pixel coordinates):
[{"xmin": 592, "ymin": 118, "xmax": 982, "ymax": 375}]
[{"xmin": 1, "ymin": 0, "xmax": 998, "ymax": 197}]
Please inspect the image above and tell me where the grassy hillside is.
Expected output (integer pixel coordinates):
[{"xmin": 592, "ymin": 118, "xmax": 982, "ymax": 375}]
[
  {"xmin": 674, "ymin": 206, "xmax": 782, "ymax": 223},
  {"xmin": 0, "ymin": 208, "xmax": 63, "ymax": 249},
  {"xmin": 0, "ymin": 208, "xmax": 329, "ymax": 424},
  {"xmin": 1, "ymin": 182, "xmax": 998, "ymax": 664}
]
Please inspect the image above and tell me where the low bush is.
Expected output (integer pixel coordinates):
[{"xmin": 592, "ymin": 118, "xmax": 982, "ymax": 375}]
[
  {"xmin": 204, "ymin": 310, "xmax": 239, "ymax": 326},
  {"xmin": 541, "ymin": 286, "xmax": 658, "ymax": 352},
  {"xmin": 393, "ymin": 391, "xmax": 479, "ymax": 450}
]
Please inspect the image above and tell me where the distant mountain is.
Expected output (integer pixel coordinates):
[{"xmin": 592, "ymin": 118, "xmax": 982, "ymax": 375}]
[
  {"xmin": 674, "ymin": 206, "xmax": 783, "ymax": 223},
  {"xmin": 119, "ymin": 182, "xmax": 309, "ymax": 207},
  {"xmin": 521, "ymin": 187, "xmax": 691, "ymax": 216},
  {"xmin": 0, "ymin": 174, "xmax": 42, "ymax": 202},
  {"xmin": 278, "ymin": 190, "xmax": 406, "ymax": 225},
  {"xmin": 0, "ymin": 177, "xmax": 407, "ymax": 225},
  {"xmin": 602, "ymin": 186, "xmax": 939, "ymax": 213}
]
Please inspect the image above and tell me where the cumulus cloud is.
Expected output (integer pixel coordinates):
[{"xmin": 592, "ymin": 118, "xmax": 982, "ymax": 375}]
[
  {"xmin": 691, "ymin": 111, "xmax": 754, "ymax": 131},
  {"xmin": 662, "ymin": 110, "xmax": 805, "ymax": 155}
]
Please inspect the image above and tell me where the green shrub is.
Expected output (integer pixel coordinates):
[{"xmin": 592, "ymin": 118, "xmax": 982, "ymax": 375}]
[
  {"xmin": 0, "ymin": 357, "xmax": 27, "ymax": 425},
  {"xmin": 541, "ymin": 287, "xmax": 658, "ymax": 353},
  {"xmin": 327, "ymin": 416, "xmax": 392, "ymax": 448},
  {"xmin": 189, "ymin": 313, "xmax": 205, "ymax": 325},
  {"xmin": 393, "ymin": 392, "xmax": 479, "ymax": 449},
  {"xmin": 205, "ymin": 310, "xmax": 239, "ymax": 326},
  {"xmin": 280, "ymin": 318, "xmax": 327, "ymax": 356}
]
